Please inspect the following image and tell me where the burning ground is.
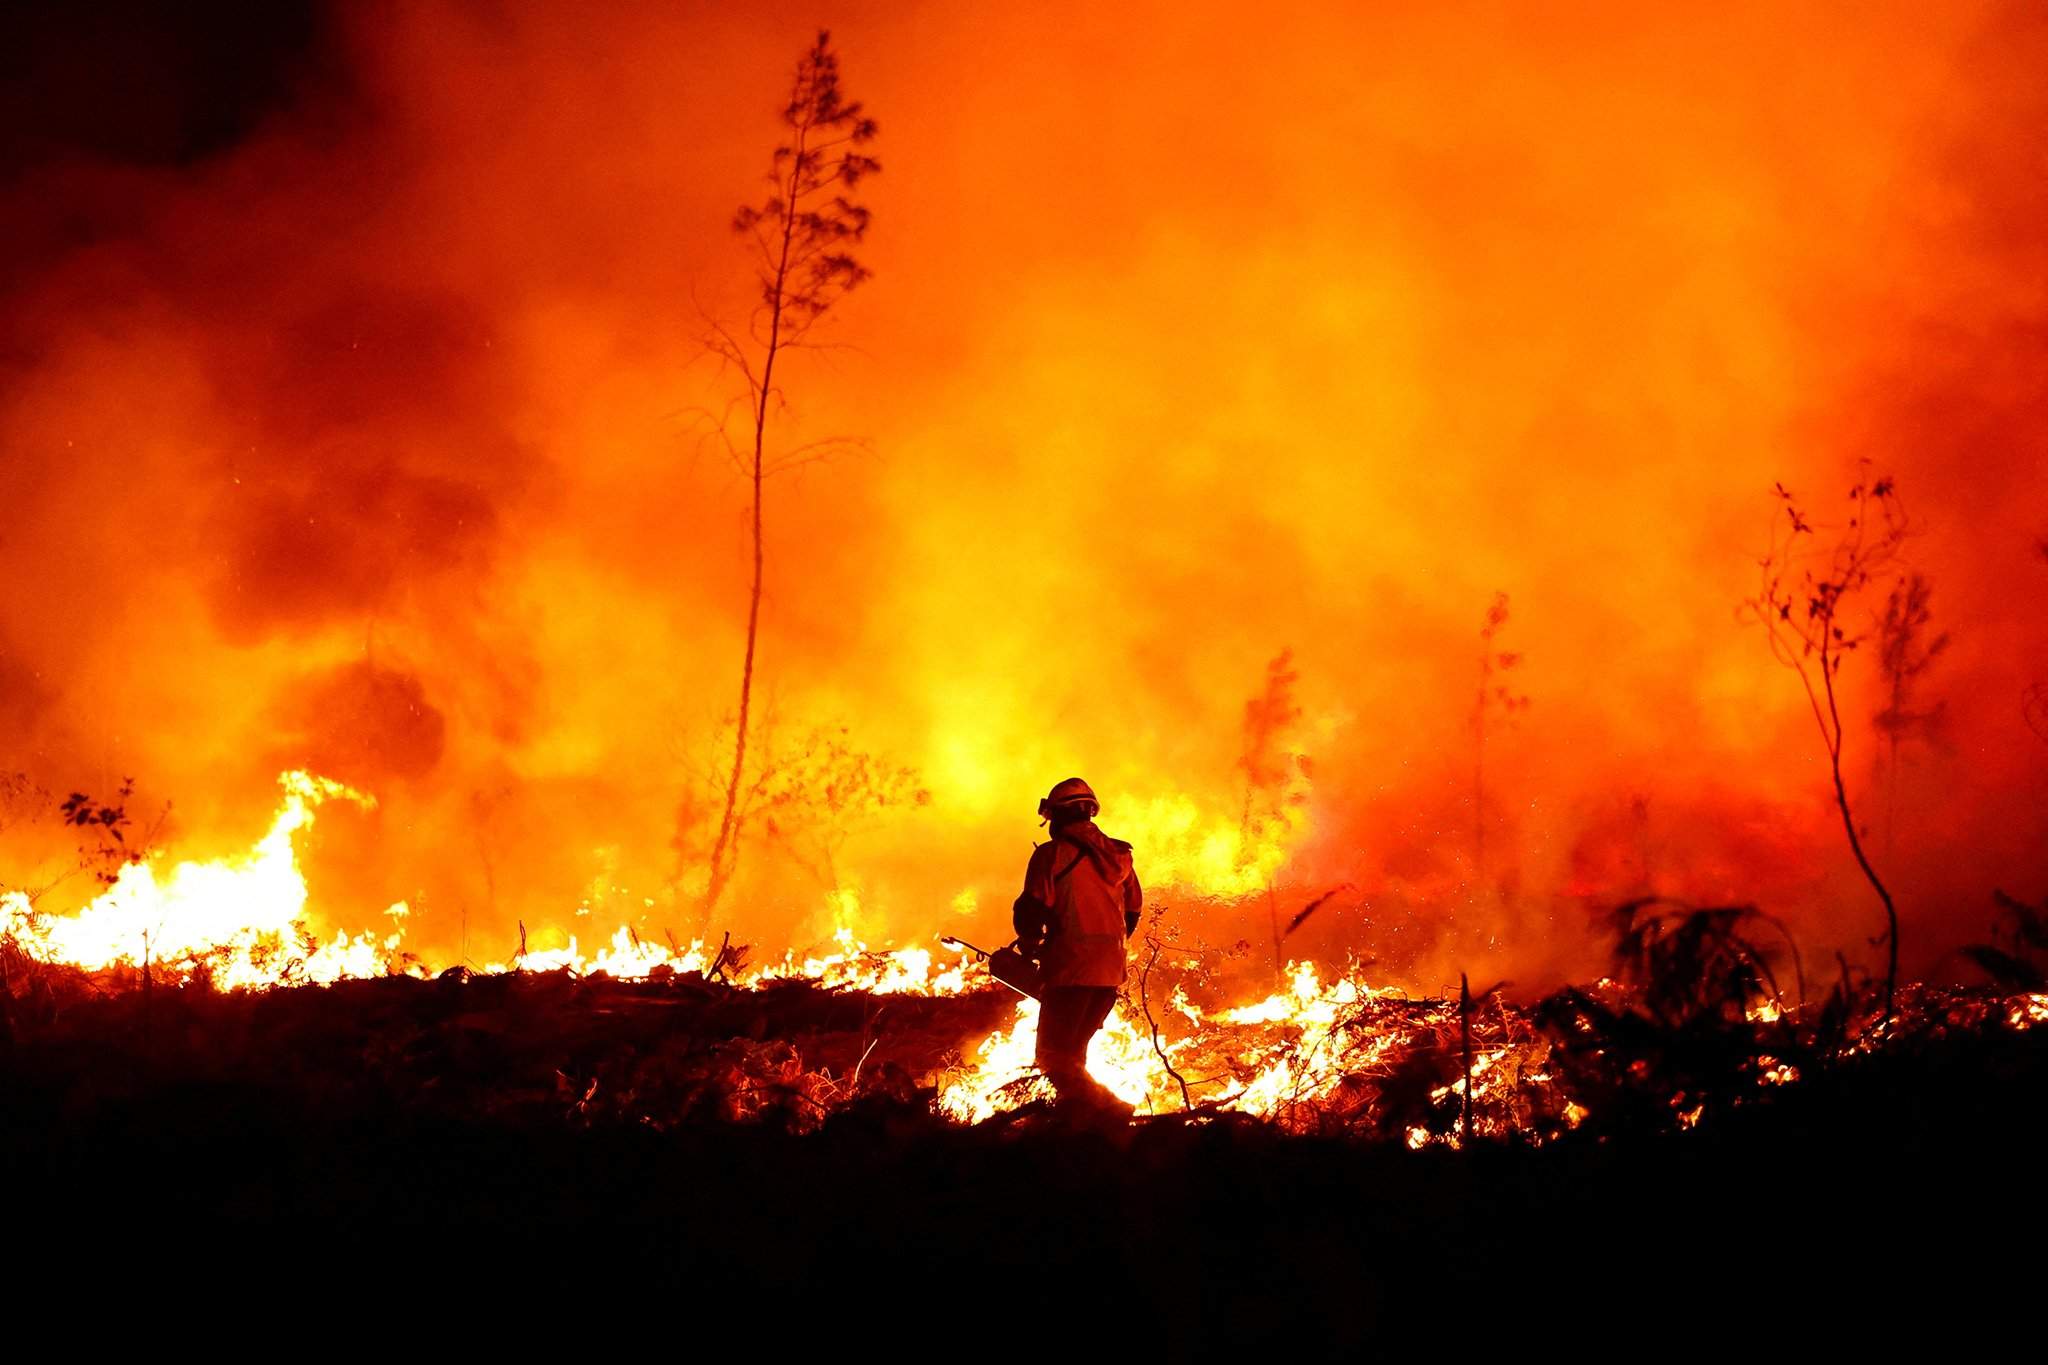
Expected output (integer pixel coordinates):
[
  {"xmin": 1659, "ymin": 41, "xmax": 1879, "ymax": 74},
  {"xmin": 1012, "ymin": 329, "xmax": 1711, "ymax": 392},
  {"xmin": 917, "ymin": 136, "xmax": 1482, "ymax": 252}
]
[
  {"xmin": 6, "ymin": 914, "xmax": 2048, "ymax": 1339},
  {"xmin": 10, "ymin": 767, "xmax": 2045, "ymax": 1139},
  {"xmin": 5, "ymin": 769, "xmax": 2048, "ymax": 1335}
]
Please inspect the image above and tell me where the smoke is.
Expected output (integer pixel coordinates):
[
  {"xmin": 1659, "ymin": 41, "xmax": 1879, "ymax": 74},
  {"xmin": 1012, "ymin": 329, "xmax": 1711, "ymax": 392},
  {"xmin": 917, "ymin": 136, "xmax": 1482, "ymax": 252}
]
[{"xmin": 0, "ymin": 0, "xmax": 2042, "ymax": 991}]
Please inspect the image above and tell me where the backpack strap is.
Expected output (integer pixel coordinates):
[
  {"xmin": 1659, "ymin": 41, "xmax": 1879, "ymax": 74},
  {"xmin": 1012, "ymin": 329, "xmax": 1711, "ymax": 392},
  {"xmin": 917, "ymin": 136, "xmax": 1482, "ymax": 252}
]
[{"xmin": 1053, "ymin": 845, "xmax": 1092, "ymax": 883}]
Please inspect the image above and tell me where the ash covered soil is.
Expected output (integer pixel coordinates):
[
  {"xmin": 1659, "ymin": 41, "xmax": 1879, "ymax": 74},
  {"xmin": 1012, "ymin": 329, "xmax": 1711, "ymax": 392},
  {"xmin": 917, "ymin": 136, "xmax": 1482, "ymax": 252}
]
[{"xmin": 3, "ymin": 971, "xmax": 2042, "ymax": 1341}]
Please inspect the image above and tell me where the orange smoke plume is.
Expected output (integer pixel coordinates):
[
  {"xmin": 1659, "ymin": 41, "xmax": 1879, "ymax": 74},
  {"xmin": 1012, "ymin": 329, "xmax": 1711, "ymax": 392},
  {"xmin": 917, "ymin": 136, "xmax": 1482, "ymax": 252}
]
[{"xmin": 1, "ymin": 1, "xmax": 2044, "ymax": 994}]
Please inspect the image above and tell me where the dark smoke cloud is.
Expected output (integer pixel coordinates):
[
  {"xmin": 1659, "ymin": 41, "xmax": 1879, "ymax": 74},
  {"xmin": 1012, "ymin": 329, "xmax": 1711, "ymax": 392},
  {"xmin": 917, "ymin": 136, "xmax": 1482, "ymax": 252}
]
[{"xmin": 278, "ymin": 659, "xmax": 447, "ymax": 786}]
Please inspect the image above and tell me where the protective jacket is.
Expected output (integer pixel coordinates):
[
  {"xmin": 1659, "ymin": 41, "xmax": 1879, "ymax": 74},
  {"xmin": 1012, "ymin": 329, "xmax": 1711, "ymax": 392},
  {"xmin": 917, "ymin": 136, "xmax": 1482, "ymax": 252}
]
[{"xmin": 1014, "ymin": 820, "xmax": 1142, "ymax": 988}]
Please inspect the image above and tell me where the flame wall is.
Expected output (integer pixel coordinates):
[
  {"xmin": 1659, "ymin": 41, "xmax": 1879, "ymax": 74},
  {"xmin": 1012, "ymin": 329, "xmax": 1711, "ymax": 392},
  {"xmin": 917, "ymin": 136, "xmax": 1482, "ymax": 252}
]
[{"xmin": 2, "ymin": 0, "xmax": 2043, "ymax": 989}]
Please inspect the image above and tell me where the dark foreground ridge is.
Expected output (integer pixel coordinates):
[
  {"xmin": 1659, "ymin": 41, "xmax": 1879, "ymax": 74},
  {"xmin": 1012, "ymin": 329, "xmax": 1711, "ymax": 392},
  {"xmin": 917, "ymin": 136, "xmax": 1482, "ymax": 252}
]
[{"xmin": 3, "ymin": 971, "xmax": 2042, "ymax": 1342}]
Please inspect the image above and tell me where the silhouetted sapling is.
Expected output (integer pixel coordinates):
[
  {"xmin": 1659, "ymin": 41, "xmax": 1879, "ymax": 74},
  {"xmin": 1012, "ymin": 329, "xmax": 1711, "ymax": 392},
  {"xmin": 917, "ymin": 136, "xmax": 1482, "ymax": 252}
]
[
  {"xmin": 1745, "ymin": 467, "xmax": 1910, "ymax": 1023},
  {"xmin": 685, "ymin": 31, "xmax": 881, "ymax": 921}
]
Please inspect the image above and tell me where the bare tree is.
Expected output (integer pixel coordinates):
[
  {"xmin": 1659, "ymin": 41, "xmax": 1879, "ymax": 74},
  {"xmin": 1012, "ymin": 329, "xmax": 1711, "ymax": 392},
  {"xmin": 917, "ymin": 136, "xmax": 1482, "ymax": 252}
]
[
  {"xmin": 687, "ymin": 32, "xmax": 879, "ymax": 920},
  {"xmin": 1746, "ymin": 467, "xmax": 1910, "ymax": 1022},
  {"xmin": 1237, "ymin": 649, "xmax": 1304, "ymax": 981},
  {"xmin": 1472, "ymin": 591, "xmax": 1528, "ymax": 878},
  {"xmin": 1873, "ymin": 572, "xmax": 1948, "ymax": 857},
  {"xmin": 2027, "ymin": 535, "xmax": 2048, "ymax": 745},
  {"xmin": 746, "ymin": 722, "xmax": 928, "ymax": 895}
]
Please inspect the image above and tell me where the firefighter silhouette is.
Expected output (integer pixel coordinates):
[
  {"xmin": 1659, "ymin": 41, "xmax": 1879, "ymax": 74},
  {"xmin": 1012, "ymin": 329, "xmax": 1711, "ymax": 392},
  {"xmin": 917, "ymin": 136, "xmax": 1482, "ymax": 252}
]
[{"xmin": 1012, "ymin": 777, "xmax": 1143, "ymax": 1112}]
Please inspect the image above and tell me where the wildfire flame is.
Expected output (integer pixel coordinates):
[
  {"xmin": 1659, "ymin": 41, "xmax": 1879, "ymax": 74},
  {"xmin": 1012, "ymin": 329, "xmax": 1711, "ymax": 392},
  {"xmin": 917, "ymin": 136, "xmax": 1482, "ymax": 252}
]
[
  {"xmin": 936, "ymin": 956, "xmax": 1526, "ymax": 1137},
  {"xmin": 2, "ymin": 772, "xmax": 402, "ymax": 990},
  {"xmin": 3, "ymin": 771, "xmax": 984, "ymax": 997},
  {"xmin": 5, "ymin": 771, "xmax": 2043, "ymax": 1142},
  {"xmin": 2, "ymin": 3, "xmax": 2044, "ymax": 1033}
]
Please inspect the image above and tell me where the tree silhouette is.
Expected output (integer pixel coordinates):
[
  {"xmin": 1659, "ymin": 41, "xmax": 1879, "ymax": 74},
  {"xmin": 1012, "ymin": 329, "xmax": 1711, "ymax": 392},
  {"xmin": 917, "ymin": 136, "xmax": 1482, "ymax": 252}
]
[
  {"xmin": 1236, "ymin": 649, "xmax": 1307, "ymax": 981},
  {"xmin": 1745, "ymin": 467, "xmax": 1909, "ymax": 1022},
  {"xmin": 2026, "ymin": 534, "xmax": 2048, "ymax": 745},
  {"xmin": 688, "ymin": 32, "xmax": 879, "ymax": 920},
  {"xmin": 1472, "ymin": 591, "xmax": 1528, "ymax": 878},
  {"xmin": 1873, "ymin": 572, "xmax": 1947, "ymax": 858}
]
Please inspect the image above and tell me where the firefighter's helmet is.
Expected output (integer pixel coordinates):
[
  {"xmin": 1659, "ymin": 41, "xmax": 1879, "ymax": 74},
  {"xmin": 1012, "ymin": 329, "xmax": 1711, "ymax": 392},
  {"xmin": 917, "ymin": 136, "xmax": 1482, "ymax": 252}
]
[{"xmin": 1038, "ymin": 777, "xmax": 1099, "ymax": 822}]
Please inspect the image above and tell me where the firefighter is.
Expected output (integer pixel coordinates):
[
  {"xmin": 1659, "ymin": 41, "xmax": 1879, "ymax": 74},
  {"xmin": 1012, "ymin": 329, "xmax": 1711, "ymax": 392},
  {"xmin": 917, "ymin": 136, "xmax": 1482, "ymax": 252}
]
[{"xmin": 1013, "ymin": 777, "xmax": 1143, "ymax": 1112}]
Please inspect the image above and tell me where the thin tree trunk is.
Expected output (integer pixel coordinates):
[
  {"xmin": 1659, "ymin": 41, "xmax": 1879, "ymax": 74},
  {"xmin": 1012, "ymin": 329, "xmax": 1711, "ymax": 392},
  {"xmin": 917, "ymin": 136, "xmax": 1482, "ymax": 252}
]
[
  {"xmin": 1459, "ymin": 971, "xmax": 1473, "ymax": 1146},
  {"xmin": 704, "ymin": 437, "xmax": 764, "ymax": 913},
  {"xmin": 1268, "ymin": 885, "xmax": 1284, "ymax": 989},
  {"xmin": 1884, "ymin": 683, "xmax": 1901, "ymax": 862},
  {"xmin": 703, "ymin": 116, "xmax": 810, "ymax": 921},
  {"xmin": 1140, "ymin": 940, "xmax": 1195, "ymax": 1114},
  {"xmin": 1473, "ymin": 732, "xmax": 1485, "ymax": 877},
  {"xmin": 1823, "ymin": 654, "xmax": 1899, "ymax": 1023},
  {"xmin": 1474, "ymin": 642, "xmax": 1489, "ymax": 877}
]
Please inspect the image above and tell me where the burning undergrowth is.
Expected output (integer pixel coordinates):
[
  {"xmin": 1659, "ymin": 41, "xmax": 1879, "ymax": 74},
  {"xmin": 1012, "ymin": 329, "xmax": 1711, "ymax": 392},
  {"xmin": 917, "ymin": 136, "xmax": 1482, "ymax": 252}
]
[
  {"xmin": 8, "ymin": 886, "xmax": 2042, "ymax": 1147},
  {"xmin": 5, "ymin": 769, "xmax": 2044, "ymax": 1149},
  {"xmin": 10, "ymin": 960, "xmax": 2039, "ymax": 1342}
]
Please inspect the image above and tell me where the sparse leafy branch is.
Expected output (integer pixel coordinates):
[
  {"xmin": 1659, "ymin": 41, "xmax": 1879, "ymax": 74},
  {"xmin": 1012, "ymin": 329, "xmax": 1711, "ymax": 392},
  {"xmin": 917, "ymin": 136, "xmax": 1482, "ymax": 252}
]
[
  {"xmin": 690, "ymin": 31, "xmax": 881, "ymax": 922},
  {"xmin": 17, "ymin": 778, "xmax": 165, "ymax": 898},
  {"xmin": 1138, "ymin": 934, "xmax": 1195, "ymax": 1113},
  {"xmin": 744, "ymin": 723, "xmax": 929, "ymax": 893},
  {"xmin": 1744, "ymin": 466, "xmax": 1909, "ymax": 1022}
]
